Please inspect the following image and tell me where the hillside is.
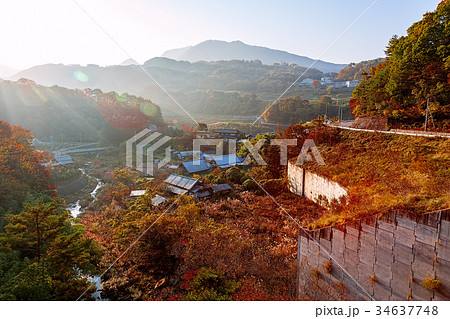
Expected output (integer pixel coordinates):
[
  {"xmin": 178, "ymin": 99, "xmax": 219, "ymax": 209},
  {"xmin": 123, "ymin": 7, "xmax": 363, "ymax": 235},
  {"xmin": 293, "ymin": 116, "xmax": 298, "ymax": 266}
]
[
  {"xmin": 0, "ymin": 79, "xmax": 162, "ymax": 143},
  {"xmin": 335, "ymin": 58, "xmax": 384, "ymax": 81},
  {"xmin": 280, "ymin": 123, "xmax": 450, "ymax": 229},
  {"xmin": 9, "ymin": 59, "xmax": 328, "ymax": 116},
  {"xmin": 351, "ymin": 0, "xmax": 450, "ymax": 129},
  {"xmin": 161, "ymin": 40, "xmax": 346, "ymax": 73}
]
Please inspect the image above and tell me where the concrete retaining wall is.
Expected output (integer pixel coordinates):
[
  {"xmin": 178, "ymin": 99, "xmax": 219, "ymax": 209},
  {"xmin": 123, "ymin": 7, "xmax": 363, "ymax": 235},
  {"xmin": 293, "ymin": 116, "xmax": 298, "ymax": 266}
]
[
  {"xmin": 298, "ymin": 209, "xmax": 450, "ymax": 300},
  {"xmin": 288, "ymin": 162, "xmax": 348, "ymax": 206}
]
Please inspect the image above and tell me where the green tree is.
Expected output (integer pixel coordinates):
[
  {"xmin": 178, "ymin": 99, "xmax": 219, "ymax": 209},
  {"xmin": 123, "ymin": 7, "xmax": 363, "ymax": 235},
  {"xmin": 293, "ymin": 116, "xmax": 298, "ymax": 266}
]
[{"xmin": 1, "ymin": 196, "xmax": 100, "ymax": 300}]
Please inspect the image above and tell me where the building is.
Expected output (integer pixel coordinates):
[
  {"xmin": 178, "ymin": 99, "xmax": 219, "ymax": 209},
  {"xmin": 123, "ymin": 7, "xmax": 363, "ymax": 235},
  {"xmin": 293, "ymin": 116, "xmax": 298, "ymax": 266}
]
[
  {"xmin": 204, "ymin": 154, "xmax": 244, "ymax": 169},
  {"xmin": 173, "ymin": 150, "xmax": 204, "ymax": 160},
  {"xmin": 346, "ymin": 80, "xmax": 360, "ymax": 88},
  {"xmin": 299, "ymin": 78, "xmax": 314, "ymax": 86},
  {"xmin": 211, "ymin": 183, "xmax": 232, "ymax": 194},
  {"xmin": 213, "ymin": 129, "xmax": 241, "ymax": 140},
  {"xmin": 163, "ymin": 173, "xmax": 201, "ymax": 195},
  {"xmin": 331, "ymin": 81, "xmax": 347, "ymax": 88},
  {"xmin": 151, "ymin": 194, "xmax": 168, "ymax": 206},
  {"xmin": 195, "ymin": 131, "xmax": 211, "ymax": 139},
  {"xmin": 181, "ymin": 160, "xmax": 214, "ymax": 174},
  {"xmin": 320, "ymin": 76, "xmax": 333, "ymax": 85},
  {"xmin": 129, "ymin": 190, "xmax": 147, "ymax": 199},
  {"xmin": 54, "ymin": 155, "xmax": 74, "ymax": 165}
]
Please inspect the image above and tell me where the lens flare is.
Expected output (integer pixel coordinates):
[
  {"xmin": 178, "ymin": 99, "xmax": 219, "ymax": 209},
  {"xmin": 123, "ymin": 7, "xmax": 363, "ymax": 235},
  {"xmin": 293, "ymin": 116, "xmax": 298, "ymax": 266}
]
[
  {"xmin": 73, "ymin": 71, "xmax": 89, "ymax": 83},
  {"xmin": 140, "ymin": 102, "xmax": 157, "ymax": 117}
]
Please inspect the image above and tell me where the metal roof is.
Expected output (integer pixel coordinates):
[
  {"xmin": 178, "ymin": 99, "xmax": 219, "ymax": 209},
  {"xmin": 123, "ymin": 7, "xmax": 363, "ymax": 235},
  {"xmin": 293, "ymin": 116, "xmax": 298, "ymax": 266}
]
[
  {"xmin": 163, "ymin": 173, "xmax": 199, "ymax": 190},
  {"xmin": 55, "ymin": 155, "xmax": 74, "ymax": 165},
  {"xmin": 166, "ymin": 185, "xmax": 188, "ymax": 195},
  {"xmin": 214, "ymin": 129, "xmax": 240, "ymax": 134},
  {"xmin": 211, "ymin": 154, "xmax": 244, "ymax": 168},
  {"xmin": 130, "ymin": 190, "xmax": 147, "ymax": 197},
  {"xmin": 182, "ymin": 160, "xmax": 213, "ymax": 174},
  {"xmin": 151, "ymin": 194, "xmax": 168, "ymax": 206},
  {"xmin": 211, "ymin": 184, "xmax": 232, "ymax": 192}
]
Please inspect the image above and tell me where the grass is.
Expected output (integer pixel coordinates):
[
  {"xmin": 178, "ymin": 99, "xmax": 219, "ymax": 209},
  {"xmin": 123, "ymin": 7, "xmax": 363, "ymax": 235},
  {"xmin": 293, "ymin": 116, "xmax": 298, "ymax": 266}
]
[{"xmin": 301, "ymin": 127, "xmax": 450, "ymax": 228}]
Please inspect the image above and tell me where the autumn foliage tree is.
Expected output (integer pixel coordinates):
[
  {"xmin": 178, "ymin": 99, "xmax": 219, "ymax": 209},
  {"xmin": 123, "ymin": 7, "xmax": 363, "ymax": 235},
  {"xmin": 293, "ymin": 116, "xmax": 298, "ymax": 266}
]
[{"xmin": 351, "ymin": 0, "xmax": 450, "ymax": 128}]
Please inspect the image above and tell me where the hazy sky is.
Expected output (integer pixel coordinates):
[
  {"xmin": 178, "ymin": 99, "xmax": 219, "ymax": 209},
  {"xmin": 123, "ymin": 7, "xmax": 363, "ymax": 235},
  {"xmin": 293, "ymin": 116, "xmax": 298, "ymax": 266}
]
[{"xmin": 0, "ymin": 0, "xmax": 442, "ymax": 70}]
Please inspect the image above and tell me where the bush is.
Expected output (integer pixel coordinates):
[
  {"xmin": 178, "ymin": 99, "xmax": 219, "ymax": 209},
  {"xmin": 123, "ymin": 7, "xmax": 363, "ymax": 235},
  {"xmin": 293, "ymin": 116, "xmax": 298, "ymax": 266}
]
[
  {"xmin": 420, "ymin": 276, "xmax": 441, "ymax": 292},
  {"xmin": 242, "ymin": 179, "xmax": 258, "ymax": 191},
  {"xmin": 182, "ymin": 268, "xmax": 239, "ymax": 301}
]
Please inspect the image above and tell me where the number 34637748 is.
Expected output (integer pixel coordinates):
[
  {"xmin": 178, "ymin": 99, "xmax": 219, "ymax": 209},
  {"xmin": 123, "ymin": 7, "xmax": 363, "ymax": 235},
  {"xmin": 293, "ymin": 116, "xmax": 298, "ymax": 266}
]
[{"xmin": 375, "ymin": 306, "xmax": 438, "ymax": 316}]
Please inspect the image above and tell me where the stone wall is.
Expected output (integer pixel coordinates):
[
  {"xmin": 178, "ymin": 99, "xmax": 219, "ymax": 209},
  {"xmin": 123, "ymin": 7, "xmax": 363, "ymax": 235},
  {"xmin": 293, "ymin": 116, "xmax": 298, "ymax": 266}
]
[
  {"xmin": 288, "ymin": 162, "xmax": 348, "ymax": 206},
  {"xmin": 297, "ymin": 209, "xmax": 450, "ymax": 300}
]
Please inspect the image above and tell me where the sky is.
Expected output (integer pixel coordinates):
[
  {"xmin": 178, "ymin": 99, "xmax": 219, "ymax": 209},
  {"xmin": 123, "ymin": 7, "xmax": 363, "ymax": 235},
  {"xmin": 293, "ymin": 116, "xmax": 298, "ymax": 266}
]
[{"xmin": 0, "ymin": 0, "xmax": 442, "ymax": 70}]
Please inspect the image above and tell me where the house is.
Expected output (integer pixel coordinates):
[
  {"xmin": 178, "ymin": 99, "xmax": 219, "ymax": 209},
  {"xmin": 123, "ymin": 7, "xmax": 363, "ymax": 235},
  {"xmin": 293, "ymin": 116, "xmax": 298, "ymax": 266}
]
[
  {"xmin": 331, "ymin": 81, "xmax": 347, "ymax": 88},
  {"xmin": 129, "ymin": 190, "xmax": 147, "ymax": 199},
  {"xmin": 320, "ymin": 76, "xmax": 332, "ymax": 85},
  {"xmin": 195, "ymin": 131, "xmax": 211, "ymax": 139},
  {"xmin": 173, "ymin": 151, "xmax": 204, "ymax": 160},
  {"xmin": 181, "ymin": 160, "xmax": 214, "ymax": 174},
  {"xmin": 299, "ymin": 78, "xmax": 314, "ymax": 86},
  {"xmin": 211, "ymin": 183, "xmax": 232, "ymax": 194},
  {"xmin": 152, "ymin": 194, "xmax": 168, "ymax": 206},
  {"xmin": 54, "ymin": 155, "xmax": 74, "ymax": 165},
  {"xmin": 205, "ymin": 154, "xmax": 244, "ymax": 169},
  {"xmin": 346, "ymin": 80, "xmax": 360, "ymax": 88},
  {"xmin": 163, "ymin": 173, "xmax": 201, "ymax": 195},
  {"xmin": 213, "ymin": 129, "xmax": 241, "ymax": 140}
]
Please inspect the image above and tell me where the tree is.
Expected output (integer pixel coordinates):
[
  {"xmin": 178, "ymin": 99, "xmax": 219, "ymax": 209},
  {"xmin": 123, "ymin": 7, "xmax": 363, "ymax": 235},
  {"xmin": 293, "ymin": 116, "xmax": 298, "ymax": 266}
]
[
  {"xmin": 351, "ymin": 0, "xmax": 450, "ymax": 128},
  {"xmin": 312, "ymin": 80, "xmax": 322, "ymax": 92},
  {"xmin": 1, "ymin": 196, "xmax": 100, "ymax": 300},
  {"xmin": 196, "ymin": 123, "xmax": 208, "ymax": 131}
]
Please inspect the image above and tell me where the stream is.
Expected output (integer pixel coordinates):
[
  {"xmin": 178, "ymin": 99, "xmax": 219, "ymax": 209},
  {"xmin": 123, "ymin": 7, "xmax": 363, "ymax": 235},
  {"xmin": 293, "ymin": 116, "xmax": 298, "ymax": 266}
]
[
  {"xmin": 67, "ymin": 167, "xmax": 104, "ymax": 218},
  {"xmin": 66, "ymin": 165, "xmax": 106, "ymax": 300}
]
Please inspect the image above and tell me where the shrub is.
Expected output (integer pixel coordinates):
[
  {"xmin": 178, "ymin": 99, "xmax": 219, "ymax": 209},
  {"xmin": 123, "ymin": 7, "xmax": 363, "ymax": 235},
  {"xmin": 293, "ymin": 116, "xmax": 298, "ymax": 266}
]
[
  {"xmin": 242, "ymin": 179, "xmax": 258, "ymax": 191},
  {"xmin": 322, "ymin": 260, "xmax": 333, "ymax": 274},
  {"xmin": 420, "ymin": 276, "xmax": 441, "ymax": 292},
  {"xmin": 311, "ymin": 268, "xmax": 321, "ymax": 280}
]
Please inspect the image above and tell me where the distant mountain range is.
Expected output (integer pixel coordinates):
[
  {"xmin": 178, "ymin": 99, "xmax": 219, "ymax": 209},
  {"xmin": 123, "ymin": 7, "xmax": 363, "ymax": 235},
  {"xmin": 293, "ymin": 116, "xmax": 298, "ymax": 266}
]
[{"xmin": 162, "ymin": 40, "xmax": 346, "ymax": 73}]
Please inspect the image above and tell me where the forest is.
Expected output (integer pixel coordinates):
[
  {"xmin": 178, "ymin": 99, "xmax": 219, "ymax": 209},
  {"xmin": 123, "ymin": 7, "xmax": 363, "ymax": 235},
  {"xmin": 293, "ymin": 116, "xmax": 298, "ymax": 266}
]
[
  {"xmin": 0, "ymin": 121, "xmax": 100, "ymax": 300},
  {"xmin": 350, "ymin": 0, "xmax": 450, "ymax": 129},
  {"xmin": 0, "ymin": 79, "xmax": 163, "ymax": 144}
]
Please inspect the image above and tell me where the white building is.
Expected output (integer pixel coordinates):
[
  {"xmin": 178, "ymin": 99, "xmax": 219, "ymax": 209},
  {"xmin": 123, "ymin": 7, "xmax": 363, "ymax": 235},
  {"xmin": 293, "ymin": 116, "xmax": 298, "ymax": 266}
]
[{"xmin": 346, "ymin": 80, "xmax": 360, "ymax": 88}]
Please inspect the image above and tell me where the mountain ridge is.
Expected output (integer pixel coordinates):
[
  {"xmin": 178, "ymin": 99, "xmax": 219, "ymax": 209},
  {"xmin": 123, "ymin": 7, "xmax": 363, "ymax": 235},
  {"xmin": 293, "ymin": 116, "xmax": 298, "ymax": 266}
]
[{"xmin": 161, "ymin": 40, "xmax": 346, "ymax": 73}]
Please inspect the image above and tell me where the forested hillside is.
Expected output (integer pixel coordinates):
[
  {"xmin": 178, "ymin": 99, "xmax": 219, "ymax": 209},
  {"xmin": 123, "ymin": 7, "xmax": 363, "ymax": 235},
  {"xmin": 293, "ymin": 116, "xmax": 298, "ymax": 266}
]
[
  {"xmin": 335, "ymin": 58, "xmax": 385, "ymax": 81},
  {"xmin": 0, "ymin": 79, "xmax": 163, "ymax": 143},
  {"xmin": 10, "ymin": 59, "xmax": 328, "ymax": 116},
  {"xmin": 0, "ymin": 121, "xmax": 100, "ymax": 300},
  {"xmin": 351, "ymin": 0, "xmax": 450, "ymax": 129}
]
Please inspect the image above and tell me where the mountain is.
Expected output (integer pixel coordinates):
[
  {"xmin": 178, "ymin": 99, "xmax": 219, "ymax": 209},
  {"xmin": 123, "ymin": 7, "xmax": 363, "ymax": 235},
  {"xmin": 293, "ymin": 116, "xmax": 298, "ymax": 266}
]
[
  {"xmin": 161, "ymin": 40, "xmax": 346, "ymax": 73},
  {"xmin": 120, "ymin": 58, "xmax": 139, "ymax": 66},
  {"xmin": 0, "ymin": 65, "xmax": 19, "ymax": 79},
  {"xmin": 9, "ymin": 58, "xmax": 328, "ymax": 115}
]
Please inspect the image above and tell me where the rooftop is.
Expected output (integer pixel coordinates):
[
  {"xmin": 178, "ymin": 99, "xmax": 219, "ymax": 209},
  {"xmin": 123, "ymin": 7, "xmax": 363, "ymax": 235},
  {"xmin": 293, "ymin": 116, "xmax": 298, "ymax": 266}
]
[
  {"xmin": 182, "ymin": 160, "xmax": 213, "ymax": 174},
  {"xmin": 164, "ymin": 173, "xmax": 199, "ymax": 191}
]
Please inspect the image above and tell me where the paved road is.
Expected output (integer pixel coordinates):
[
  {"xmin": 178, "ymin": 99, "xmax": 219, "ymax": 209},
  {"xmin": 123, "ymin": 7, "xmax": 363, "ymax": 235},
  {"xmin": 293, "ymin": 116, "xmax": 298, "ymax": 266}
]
[{"xmin": 330, "ymin": 124, "xmax": 450, "ymax": 138}]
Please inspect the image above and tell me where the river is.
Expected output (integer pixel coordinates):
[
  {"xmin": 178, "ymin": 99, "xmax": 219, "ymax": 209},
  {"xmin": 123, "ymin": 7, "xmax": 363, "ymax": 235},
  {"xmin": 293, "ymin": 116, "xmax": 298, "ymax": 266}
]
[
  {"xmin": 67, "ymin": 168, "xmax": 104, "ymax": 218},
  {"xmin": 66, "ymin": 167, "xmax": 106, "ymax": 300}
]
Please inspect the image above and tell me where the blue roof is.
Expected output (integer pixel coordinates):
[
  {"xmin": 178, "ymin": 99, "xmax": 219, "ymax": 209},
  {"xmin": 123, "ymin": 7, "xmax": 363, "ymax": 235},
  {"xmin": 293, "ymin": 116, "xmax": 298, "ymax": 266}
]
[
  {"xmin": 182, "ymin": 160, "xmax": 213, "ymax": 174},
  {"xmin": 212, "ymin": 154, "xmax": 244, "ymax": 168},
  {"xmin": 164, "ymin": 173, "xmax": 199, "ymax": 190},
  {"xmin": 55, "ymin": 155, "xmax": 74, "ymax": 165}
]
